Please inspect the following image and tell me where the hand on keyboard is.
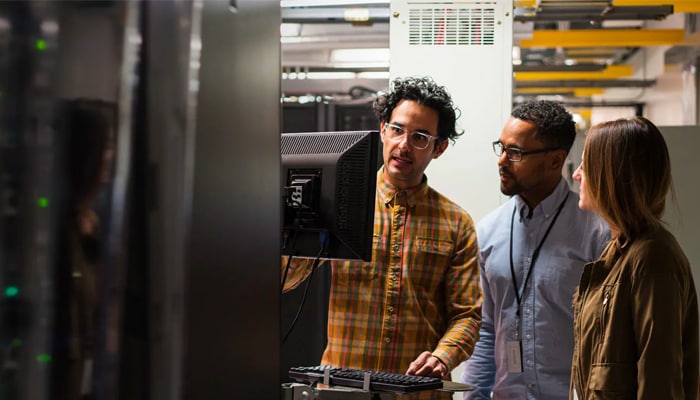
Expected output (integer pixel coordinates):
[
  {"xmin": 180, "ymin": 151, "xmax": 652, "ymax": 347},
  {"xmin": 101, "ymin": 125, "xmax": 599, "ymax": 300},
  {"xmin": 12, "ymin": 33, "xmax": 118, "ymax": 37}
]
[
  {"xmin": 289, "ymin": 365, "xmax": 444, "ymax": 394},
  {"xmin": 405, "ymin": 351, "xmax": 448, "ymax": 378}
]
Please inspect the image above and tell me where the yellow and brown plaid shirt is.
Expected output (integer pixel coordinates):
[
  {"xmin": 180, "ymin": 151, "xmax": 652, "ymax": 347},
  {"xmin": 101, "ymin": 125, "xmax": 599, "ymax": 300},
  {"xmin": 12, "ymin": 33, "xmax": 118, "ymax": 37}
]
[{"xmin": 285, "ymin": 168, "xmax": 482, "ymax": 377}]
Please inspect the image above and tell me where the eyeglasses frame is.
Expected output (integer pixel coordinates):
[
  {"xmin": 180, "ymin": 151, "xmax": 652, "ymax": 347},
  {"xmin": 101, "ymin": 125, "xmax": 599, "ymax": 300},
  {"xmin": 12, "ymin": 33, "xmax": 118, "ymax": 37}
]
[
  {"xmin": 492, "ymin": 140, "xmax": 561, "ymax": 162},
  {"xmin": 383, "ymin": 122, "xmax": 441, "ymax": 150}
]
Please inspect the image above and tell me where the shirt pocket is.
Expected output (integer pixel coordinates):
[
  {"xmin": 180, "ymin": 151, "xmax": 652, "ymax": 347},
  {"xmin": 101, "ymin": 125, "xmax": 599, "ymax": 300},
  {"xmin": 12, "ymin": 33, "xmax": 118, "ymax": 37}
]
[
  {"xmin": 588, "ymin": 363, "xmax": 636, "ymax": 399},
  {"xmin": 408, "ymin": 237, "xmax": 452, "ymax": 287},
  {"xmin": 416, "ymin": 237, "xmax": 452, "ymax": 260},
  {"xmin": 335, "ymin": 261, "xmax": 377, "ymax": 283},
  {"xmin": 543, "ymin": 255, "xmax": 585, "ymax": 306}
]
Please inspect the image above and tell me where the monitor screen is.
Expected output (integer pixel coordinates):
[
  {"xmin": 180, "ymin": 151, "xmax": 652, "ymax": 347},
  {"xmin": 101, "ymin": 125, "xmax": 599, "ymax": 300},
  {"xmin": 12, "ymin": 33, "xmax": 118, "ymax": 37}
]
[{"xmin": 281, "ymin": 130, "xmax": 380, "ymax": 261}]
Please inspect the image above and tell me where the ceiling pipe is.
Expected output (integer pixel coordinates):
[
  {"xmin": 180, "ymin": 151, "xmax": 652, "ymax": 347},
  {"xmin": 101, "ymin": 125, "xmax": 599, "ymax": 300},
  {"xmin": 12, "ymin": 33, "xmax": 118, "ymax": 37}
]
[{"xmin": 516, "ymin": 79, "xmax": 656, "ymax": 88}]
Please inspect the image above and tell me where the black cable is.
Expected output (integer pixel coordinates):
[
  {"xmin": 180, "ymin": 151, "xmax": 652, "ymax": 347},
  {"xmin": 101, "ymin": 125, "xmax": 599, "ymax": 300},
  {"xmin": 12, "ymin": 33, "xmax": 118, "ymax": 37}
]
[
  {"xmin": 282, "ymin": 238, "xmax": 326, "ymax": 344},
  {"xmin": 281, "ymin": 229, "xmax": 298, "ymax": 291}
]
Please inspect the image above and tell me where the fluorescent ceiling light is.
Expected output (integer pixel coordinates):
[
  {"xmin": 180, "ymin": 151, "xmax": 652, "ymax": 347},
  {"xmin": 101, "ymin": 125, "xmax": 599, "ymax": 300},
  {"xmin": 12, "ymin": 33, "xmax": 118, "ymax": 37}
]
[
  {"xmin": 344, "ymin": 8, "xmax": 370, "ymax": 22},
  {"xmin": 331, "ymin": 48, "xmax": 389, "ymax": 63},
  {"xmin": 281, "ymin": 0, "xmax": 390, "ymax": 7},
  {"xmin": 357, "ymin": 71, "xmax": 390, "ymax": 79},
  {"xmin": 280, "ymin": 23, "xmax": 301, "ymax": 37},
  {"xmin": 282, "ymin": 71, "xmax": 359, "ymax": 80},
  {"xmin": 512, "ymin": 46, "xmax": 521, "ymax": 63},
  {"xmin": 602, "ymin": 20, "xmax": 644, "ymax": 29},
  {"xmin": 306, "ymin": 71, "xmax": 357, "ymax": 80}
]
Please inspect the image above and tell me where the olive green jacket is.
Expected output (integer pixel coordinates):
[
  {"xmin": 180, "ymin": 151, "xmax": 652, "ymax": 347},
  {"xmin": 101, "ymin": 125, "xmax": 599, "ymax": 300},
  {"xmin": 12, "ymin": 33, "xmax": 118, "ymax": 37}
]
[{"xmin": 570, "ymin": 228, "xmax": 699, "ymax": 400}]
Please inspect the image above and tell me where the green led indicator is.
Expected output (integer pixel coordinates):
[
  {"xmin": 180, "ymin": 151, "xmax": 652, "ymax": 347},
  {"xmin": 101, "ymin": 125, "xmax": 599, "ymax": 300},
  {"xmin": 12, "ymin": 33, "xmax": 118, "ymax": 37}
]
[
  {"xmin": 35, "ymin": 39, "xmax": 46, "ymax": 51},
  {"xmin": 4, "ymin": 286, "xmax": 18, "ymax": 297},
  {"xmin": 36, "ymin": 354, "xmax": 52, "ymax": 363},
  {"xmin": 11, "ymin": 338, "xmax": 22, "ymax": 347},
  {"xmin": 38, "ymin": 197, "xmax": 49, "ymax": 208}
]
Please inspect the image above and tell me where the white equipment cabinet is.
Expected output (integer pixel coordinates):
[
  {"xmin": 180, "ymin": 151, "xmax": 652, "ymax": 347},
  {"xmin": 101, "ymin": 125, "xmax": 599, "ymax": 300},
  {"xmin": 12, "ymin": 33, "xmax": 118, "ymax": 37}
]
[{"xmin": 389, "ymin": 0, "xmax": 514, "ymax": 222}]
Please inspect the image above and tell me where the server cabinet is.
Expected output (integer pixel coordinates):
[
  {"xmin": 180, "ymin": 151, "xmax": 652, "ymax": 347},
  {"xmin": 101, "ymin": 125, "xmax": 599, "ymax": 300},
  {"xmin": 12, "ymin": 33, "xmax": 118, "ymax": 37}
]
[{"xmin": 185, "ymin": 1, "xmax": 281, "ymax": 399}]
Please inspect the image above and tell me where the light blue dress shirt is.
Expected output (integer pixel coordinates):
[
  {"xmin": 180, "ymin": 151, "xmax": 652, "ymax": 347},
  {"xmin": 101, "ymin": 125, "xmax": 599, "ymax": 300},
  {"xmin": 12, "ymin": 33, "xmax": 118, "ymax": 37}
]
[{"xmin": 462, "ymin": 178, "xmax": 610, "ymax": 400}]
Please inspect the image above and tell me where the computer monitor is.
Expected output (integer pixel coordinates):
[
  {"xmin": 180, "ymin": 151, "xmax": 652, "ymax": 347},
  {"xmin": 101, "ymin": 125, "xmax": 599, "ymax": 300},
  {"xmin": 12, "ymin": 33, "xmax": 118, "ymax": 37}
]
[{"xmin": 281, "ymin": 130, "xmax": 380, "ymax": 261}]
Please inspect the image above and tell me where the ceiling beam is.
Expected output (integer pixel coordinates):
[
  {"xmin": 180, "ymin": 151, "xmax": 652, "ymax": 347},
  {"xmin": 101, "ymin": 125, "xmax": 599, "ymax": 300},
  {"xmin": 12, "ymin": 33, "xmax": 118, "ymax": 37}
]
[
  {"xmin": 514, "ymin": 6, "xmax": 672, "ymax": 22},
  {"xmin": 514, "ymin": 63, "xmax": 607, "ymax": 72},
  {"xmin": 516, "ymin": 88, "xmax": 606, "ymax": 96},
  {"xmin": 515, "ymin": 65, "xmax": 634, "ymax": 81},
  {"xmin": 515, "ymin": 0, "xmax": 537, "ymax": 7},
  {"xmin": 613, "ymin": 0, "xmax": 700, "ymax": 13},
  {"xmin": 516, "ymin": 79, "xmax": 656, "ymax": 88},
  {"xmin": 282, "ymin": 7, "xmax": 390, "ymax": 23},
  {"xmin": 520, "ymin": 29, "xmax": 685, "ymax": 48}
]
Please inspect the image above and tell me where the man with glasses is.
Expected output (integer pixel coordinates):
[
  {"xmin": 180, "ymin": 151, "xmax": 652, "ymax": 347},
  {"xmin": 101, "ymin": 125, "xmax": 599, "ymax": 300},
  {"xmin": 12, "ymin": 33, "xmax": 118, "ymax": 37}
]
[
  {"xmin": 284, "ymin": 76, "xmax": 481, "ymax": 396},
  {"xmin": 461, "ymin": 100, "xmax": 609, "ymax": 399}
]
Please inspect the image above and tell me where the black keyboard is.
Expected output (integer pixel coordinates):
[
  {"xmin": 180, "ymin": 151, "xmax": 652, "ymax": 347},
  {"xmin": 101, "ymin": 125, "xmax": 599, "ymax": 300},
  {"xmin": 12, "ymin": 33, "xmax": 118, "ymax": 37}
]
[{"xmin": 288, "ymin": 365, "xmax": 443, "ymax": 393}]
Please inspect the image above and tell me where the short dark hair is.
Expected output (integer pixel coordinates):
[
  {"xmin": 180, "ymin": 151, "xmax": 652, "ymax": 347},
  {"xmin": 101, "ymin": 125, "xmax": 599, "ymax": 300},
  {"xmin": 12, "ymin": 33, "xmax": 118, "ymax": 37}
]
[
  {"xmin": 511, "ymin": 100, "xmax": 576, "ymax": 153},
  {"xmin": 372, "ymin": 76, "xmax": 463, "ymax": 143}
]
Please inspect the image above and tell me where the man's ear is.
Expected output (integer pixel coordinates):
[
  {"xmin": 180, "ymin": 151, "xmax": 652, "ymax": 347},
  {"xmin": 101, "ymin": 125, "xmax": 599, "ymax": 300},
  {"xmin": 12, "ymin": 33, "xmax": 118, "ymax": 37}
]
[
  {"xmin": 432, "ymin": 139, "xmax": 449, "ymax": 159},
  {"xmin": 551, "ymin": 149, "xmax": 567, "ymax": 170}
]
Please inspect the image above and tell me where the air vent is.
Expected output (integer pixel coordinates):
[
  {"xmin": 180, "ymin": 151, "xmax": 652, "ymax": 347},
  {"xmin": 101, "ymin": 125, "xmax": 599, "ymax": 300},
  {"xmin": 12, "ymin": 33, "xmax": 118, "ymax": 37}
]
[
  {"xmin": 281, "ymin": 132, "xmax": 368, "ymax": 155},
  {"xmin": 408, "ymin": 6, "xmax": 496, "ymax": 46}
]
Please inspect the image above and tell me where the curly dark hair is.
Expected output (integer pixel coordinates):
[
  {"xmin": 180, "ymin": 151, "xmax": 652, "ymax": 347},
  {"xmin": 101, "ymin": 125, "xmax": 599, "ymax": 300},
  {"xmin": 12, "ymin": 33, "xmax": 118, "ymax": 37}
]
[
  {"xmin": 511, "ymin": 100, "xmax": 576, "ymax": 154},
  {"xmin": 372, "ymin": 76, "xmax": 463, "ymax": 143}
]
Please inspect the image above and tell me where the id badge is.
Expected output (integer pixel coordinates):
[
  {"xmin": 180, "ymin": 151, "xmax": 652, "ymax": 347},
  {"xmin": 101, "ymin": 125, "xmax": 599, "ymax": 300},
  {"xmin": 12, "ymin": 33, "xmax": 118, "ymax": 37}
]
[{"xmin": 506, "ymin": 340, "xmax": 523, "ymax": 373}]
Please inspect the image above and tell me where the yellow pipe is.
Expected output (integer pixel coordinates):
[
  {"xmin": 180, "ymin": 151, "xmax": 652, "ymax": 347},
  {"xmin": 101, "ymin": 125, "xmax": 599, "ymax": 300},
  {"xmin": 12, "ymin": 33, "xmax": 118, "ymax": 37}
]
[
  {"xmin": 573, "ymin": 89, "xmax": 605, "ymax": 97},
  {"xmin": 565, "ymin": 48, "xmax": 619, "ymax": 56},
  {"xmin": 520, "ymin": 29, "xmax": 685, "ymax": 48},
  {"xmin": 613, "ymin": 0, "xmax": 700, "ymax": 13},
  {"xmin": 515, "ymin": 65, "xmax": 633, "ymax": 81},
  {"xmin": 515, "ymin": 88, "xmax": 606, "ymax": 96},
  {"xmin": 516, "ymin": 88, "xmax": 574, "ymax": 93},
  {"xmin": 515, "ymin": 0, "xmax": 536, "ymax": 7},
  {"xmin": 576, "ymin": 109, "xmax": 592, "ymax": 120}
]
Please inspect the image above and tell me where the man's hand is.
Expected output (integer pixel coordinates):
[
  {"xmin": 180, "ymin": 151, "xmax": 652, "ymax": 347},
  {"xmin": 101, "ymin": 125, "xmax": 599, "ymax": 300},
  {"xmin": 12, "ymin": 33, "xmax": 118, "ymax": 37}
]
[{"xmin": 405, "ymin": 351, "xmax": 448, "ymax": 378}]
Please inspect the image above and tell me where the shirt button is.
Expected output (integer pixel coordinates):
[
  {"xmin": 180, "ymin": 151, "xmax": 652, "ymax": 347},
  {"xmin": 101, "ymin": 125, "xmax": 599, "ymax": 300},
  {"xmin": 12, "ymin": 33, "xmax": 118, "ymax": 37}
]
[
  {"xmin": 526, "ymin": 334, "xmax": 531, "ymax": 339},
  {"xmin": 388, "ymin": 306, "xmax": 394, "ymax": 312},
  {"xmin": 392, "ymin": 275, "xmax": 397, "ymax": 281},
  {"xmin": 525, "ymin": 308, "xmax": 531, "ymax": 314},
  {"xmin": 385, "ymin": 337, "xmax": 390, "ymax": 343}
]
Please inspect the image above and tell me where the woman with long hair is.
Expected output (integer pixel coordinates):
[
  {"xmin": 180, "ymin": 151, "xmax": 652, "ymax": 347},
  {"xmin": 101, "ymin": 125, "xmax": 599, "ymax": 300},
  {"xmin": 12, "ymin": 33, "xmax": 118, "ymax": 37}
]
[{"xmin": 570, "ymin": 117, "xmax": 698, "ymax": 399}]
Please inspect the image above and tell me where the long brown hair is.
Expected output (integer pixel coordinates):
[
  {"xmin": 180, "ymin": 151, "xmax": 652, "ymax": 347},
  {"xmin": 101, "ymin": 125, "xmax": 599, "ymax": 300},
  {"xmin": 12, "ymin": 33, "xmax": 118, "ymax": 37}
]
[{"xmin": 583, "ymin": 117, "xmax": 674, "ymax": 254}]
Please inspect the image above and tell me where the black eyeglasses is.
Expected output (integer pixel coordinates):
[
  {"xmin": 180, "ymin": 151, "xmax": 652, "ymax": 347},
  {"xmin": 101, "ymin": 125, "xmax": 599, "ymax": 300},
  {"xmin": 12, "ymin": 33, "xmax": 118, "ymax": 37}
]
[
  {"xmin": 492, "ymin": 140, "xmax": 560, "ymax": 162},
  {"xmin": 383, "ymin": 123, "xmax": 440, "ymax": 150}
]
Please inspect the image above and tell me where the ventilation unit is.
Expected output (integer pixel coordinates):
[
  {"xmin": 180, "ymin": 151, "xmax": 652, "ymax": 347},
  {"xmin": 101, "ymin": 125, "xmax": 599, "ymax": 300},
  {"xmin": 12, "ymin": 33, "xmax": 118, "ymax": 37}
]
[{"xmin": 390, "ymin": 0, "xmax": 513, "ymax": 222}]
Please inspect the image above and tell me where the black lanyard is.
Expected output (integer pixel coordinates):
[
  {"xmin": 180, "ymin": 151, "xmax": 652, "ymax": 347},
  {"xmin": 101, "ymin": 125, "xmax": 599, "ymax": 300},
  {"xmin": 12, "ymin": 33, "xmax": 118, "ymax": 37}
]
[{"xmin": 509, "ymin": 192, "xmax": 569, "ymax": 320}]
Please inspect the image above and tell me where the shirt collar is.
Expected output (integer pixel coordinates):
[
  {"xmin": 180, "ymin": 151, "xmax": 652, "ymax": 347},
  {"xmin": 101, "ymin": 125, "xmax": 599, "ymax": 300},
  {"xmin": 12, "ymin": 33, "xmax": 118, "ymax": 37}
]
[
  {"xmin": 376, "ymin": 166, "xmax": 429, "ymax": 208},
  {"xmin": 514, "ymin": 177, "xmax": 569, "ymax": 219}
]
